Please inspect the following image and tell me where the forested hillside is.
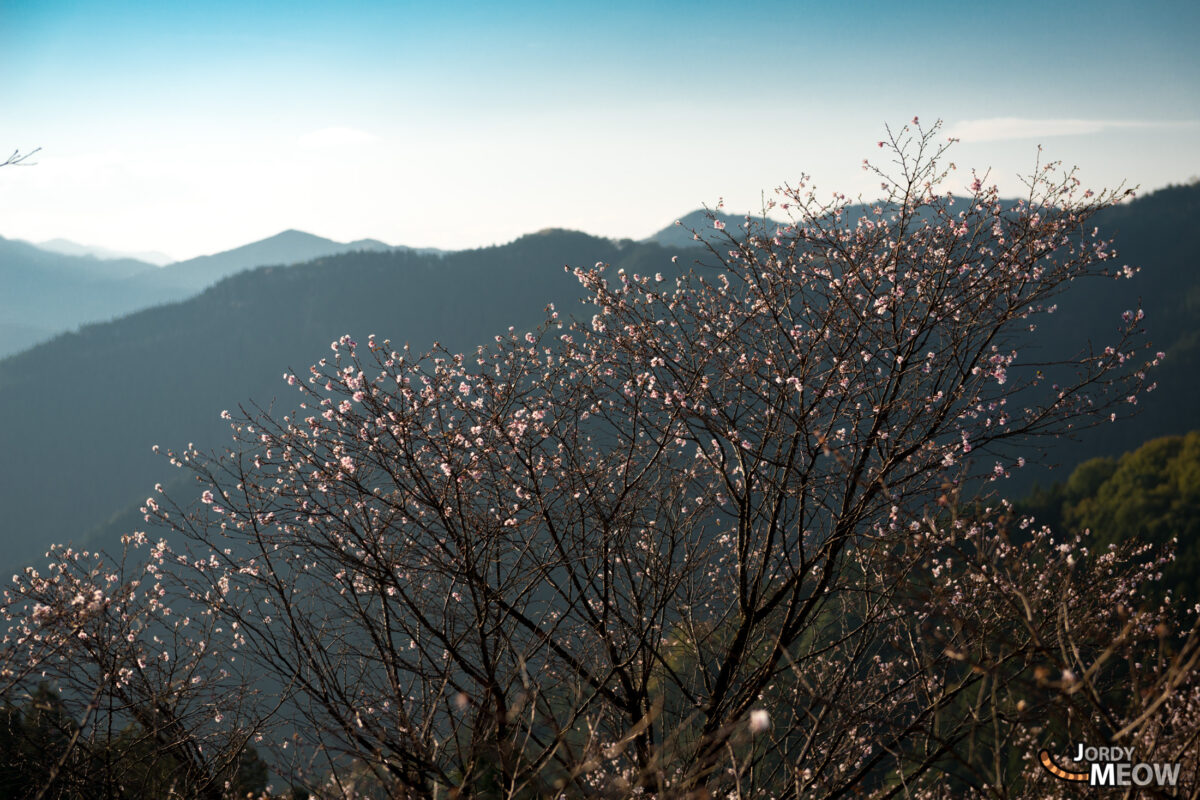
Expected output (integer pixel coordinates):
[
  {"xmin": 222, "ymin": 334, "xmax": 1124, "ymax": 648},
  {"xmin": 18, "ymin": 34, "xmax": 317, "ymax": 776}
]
[
  {"xmin": 0, "ymin": 231, "xmax": 684, "ymax": 574},
  {"xmin": 1, "ymin": 182, "xmax": 1198, "ymax": 580},
  {"xmin": 1020, "ymin": 181, "xmax": 1200, "ymax": 475},
  {"xmin": 1019, "ymin": 430, "xmax": 1200, "ymax": 603}
]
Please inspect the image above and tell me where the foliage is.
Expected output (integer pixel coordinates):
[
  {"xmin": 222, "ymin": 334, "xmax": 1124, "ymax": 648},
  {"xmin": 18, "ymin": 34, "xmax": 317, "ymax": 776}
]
[
  {"xmin": 1020, "ymin": 430, "xmax": 1200, "ymax": 603},
  {"xmin": 0, "ymin": 538, "xmax": 271, "ymax": 799}
]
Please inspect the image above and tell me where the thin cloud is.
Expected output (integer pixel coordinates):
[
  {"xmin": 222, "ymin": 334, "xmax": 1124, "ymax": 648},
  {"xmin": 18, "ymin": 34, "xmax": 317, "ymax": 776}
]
[
  {"xmin": 947, "ymin": 117, "xmax": 1196, "ymax": 143},
  {"xmin": 297, "ymin": 127, "xmax": 382, "ymax": 149}
]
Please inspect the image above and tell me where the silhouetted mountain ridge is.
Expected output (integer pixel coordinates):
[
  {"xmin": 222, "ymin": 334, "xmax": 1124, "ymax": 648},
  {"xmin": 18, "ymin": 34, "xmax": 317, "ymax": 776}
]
[
  {"xmin": 0, "ymin": 228, "xmax": 444, "ymax": 358},
  {"xmin": 643, "ymin": 209, "xmax": 779, "ymax": 249},
  {"xmin": 133, "ymin": 229, "xmax": 397, "ymax": 293},
  {"xmin": 0, "ymin": 236, "xmax": 163, "ymax": 357}
]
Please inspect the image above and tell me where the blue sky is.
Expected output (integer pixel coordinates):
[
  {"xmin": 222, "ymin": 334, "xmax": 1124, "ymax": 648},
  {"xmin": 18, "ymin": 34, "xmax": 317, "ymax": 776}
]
[{"xmin": 1, "ymin": 0, "xmax": 1197, "ymax": 260}]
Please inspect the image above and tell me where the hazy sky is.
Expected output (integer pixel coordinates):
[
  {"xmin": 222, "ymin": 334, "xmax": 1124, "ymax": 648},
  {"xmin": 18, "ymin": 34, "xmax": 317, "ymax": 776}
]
[{"xmin": 2, "ymin": 0, "xmax": 1198, "ymax": 261}]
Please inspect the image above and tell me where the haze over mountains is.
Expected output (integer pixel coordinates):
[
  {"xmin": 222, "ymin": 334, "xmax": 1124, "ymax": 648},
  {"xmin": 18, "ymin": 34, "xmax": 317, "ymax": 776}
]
[
  {"xmin": 0, "ymin": 230, "xmax": 447, "ymax": 358},
  {"xmin": 0, "ymin": 236, "xmax": 161, "ymax": 355},
  {"xmin": 1, "ymin": 187, "xmax": 1198, "ymax": 579},
  {"xmin": 32, "ymin": 238, "xmax": 175, "ymax": 266},
  {"xmin": 0, "ymin": 211, "xmax": 742, "ymax": 359}
]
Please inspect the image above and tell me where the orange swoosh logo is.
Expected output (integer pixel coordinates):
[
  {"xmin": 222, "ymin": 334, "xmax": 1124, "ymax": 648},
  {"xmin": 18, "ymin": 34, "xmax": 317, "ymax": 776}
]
[{"xmin": 1039, "ymin": 749, "xmax": 1089, "ymax": 782}]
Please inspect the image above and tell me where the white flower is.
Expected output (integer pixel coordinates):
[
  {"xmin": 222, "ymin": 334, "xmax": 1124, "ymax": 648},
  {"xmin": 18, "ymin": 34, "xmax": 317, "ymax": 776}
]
[{"xmin": 749, "ymin": 709, "xmax": 770, "ymax": 733}]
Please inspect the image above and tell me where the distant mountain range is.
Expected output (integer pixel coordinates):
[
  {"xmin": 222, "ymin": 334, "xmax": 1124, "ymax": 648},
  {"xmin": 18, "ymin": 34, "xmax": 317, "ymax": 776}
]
[
  {"xmin": 1, "ymin": 185, "xmax": 1197, "ymax": 579},
  {"xmin": 0, "ymin": 236, "xmax": 160, "ymax": 356},
  {"xmin": 1, "ymin": 211, "xmax": 753, "ymax": 360},
  {"xmin": 0, "ymin": 230, "xmax": 445, "ymax": 358},
  {"xmin": 642, "ymin": 208, "xmax": 782, "ymax": 249},
  {"xmin": 135, "ymin": 229, "xmax": 446, "ymax": 295},
  {"xmin": 31, "ymin": 238, "xmax": 175, "ymax": 266}
]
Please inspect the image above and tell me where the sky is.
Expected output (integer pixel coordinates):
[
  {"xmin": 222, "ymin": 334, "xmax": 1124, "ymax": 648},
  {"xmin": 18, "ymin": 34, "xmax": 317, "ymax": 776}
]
[{"xmin": 1, "ymin": 0, "xmax": 1198, "ymax": 262}]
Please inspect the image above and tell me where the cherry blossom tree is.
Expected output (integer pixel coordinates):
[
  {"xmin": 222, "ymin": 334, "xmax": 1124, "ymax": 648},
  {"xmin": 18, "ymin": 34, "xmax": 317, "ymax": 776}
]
[
  {"xmin": 6, "ymin": 120, "xmax": 1195, "ymax": 798},
  {"xmin": 1, "ymin": 539, "xmax": 269, "ymax": 799}
]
